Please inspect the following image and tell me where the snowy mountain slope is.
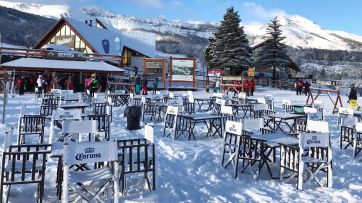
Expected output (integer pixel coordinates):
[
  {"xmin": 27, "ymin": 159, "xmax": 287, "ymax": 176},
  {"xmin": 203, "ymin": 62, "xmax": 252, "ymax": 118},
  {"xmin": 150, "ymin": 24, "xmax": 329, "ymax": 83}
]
[{"xmin": 1, "ymin": 0, "xmax": 362, "ymax": 52}]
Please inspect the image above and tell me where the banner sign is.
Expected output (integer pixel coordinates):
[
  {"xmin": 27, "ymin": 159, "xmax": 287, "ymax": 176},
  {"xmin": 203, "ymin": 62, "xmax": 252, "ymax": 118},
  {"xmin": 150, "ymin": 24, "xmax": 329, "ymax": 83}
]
[
  {"xmin": 54, "ymin": 35, "xmax": 75, "ymax": 47},
  {"xmin": 145, "ymin": 60, "xmax": 164, "ymax": 78},
  {"xmin": 225, "ymin": 120, "xmax": 243, "ymax": 135},
  {"xmin": 171, "ymin": 59, "xmax": 194, "ymax": 81},
  {"xmin": 300, "ymin": 133, "xmax": 329, "ymax": 148},
  {"xmin": 45, "ymin": 51, "xmax": 87, "ymax": 61},
  {"xmin": 102, "ymin": 39, "xmax": 110, "ymax": 54},
  {"xmin": 65, "ymin": 141, "xmax": 118, "ymax": 165},
  {"xmin": 53, "ymin": 109, "xmax": 82, "ymax": 121},
  {"xmin": 166, "ymin": 106, "xmax": 179, "ymax": 115}
]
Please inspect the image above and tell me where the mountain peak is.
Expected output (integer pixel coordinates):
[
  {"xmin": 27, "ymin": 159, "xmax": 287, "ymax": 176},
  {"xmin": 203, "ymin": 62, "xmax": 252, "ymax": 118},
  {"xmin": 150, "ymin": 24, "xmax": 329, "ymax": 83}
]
[{"xmin": 1, "ymin": 0, "xmax": 362, "ymax": 51}]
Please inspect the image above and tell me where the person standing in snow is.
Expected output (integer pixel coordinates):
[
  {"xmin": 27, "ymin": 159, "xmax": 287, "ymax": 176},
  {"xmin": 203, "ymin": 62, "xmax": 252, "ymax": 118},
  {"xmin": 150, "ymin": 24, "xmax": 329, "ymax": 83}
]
[
  {"xmin": 85, "ymin": 76, "xmax": 91, "ymax": 92},
  {"xmin": 89, "ymin": 75, "xmax": 99, "ymax": 97},
  {"xmin": 153, "ymin": 77, "xmax": 159, "ymax": 94},
  {"xmin": 142, "ymin": 76, "xmax": 148, "ymax": 95},
  {"xmin": 36, "ymin": 75, "xmax": 44, "ymax": 94},
  {"xmin": 250, "ymin": 79, "xmax": 256, "ymax": 96},
  {"xmin": 64, "ymin": 76, "xmax": 73, "ymax": 90},
  {"xmin": 244, "ymin": 79, "xmax": 250, "ymax": 96},
  {"xmin": 296, "ymin": 79, "xmax": 303, "ymax": 95},
  {"xmin": 135, "ymin": 76, "xmax": 141, "ymax": 95},
  {"xmin": 19, "ymin": 76, "xmax": 26, "ymax": 95},
  {"xmin": 349, "ymin": 84, "xmax": 360, "ymax": 110},
  {"xmin": 304, "ymin": 80, "xmax": 311, "ymax": 96},
  {"xmin": 215, "ymin": 79, "xmax": 220, "ymax": 93}
]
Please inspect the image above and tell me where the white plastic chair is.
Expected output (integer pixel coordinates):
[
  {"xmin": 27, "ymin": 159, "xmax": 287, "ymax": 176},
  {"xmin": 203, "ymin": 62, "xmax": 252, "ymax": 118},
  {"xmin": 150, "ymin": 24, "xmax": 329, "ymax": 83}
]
[
  {"xmin": 61, "ymin": 120, "xmax": 99, "ymax": 142},
  {"xmin": 338, "ymin": 107, "xmax": 354, "ymax": 127},
  {"xmin": 62, "ymin": 141, "xmax": 119, "ymax": 203},
  {"xmin": 257, "ymin": 98, "xmax": 266, "ymax": 104},
  {"xmin": 353, "ymin": 123, "xmax": 362, "ymax": 160},
  {"xmin": 297, "ymin": 132, "xmax": 332, "ymax": 190},
  {"xmin": 49, "ymin": 109, "xmax": 82, "ymax": 144},
  {"xmin": 163, "ymin": 106, "xmax": 180, "ymax": 139},
  {"xmin": 282, "ymin": 100, "xmax": 292, "ymax": 112}
]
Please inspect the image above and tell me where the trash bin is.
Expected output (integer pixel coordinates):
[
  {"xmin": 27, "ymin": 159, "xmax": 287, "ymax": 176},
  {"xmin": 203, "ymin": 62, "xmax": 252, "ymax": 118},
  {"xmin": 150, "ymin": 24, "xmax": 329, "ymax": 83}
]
[{"xmin": 124, "ymin": 106, "xmax": 142, "ymax": 130}]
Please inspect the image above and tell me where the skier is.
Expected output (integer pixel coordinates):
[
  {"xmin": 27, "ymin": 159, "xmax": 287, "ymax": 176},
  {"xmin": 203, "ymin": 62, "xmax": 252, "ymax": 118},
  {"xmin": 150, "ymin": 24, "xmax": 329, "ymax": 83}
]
[{"xmin": 348, "ymin": 84, "xmax": 360, "ymax": 110}]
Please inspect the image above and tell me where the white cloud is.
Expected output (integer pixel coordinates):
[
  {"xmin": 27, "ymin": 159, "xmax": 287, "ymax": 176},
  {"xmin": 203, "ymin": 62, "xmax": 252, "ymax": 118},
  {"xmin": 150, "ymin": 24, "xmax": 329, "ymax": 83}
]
[
  {"xmin": 3, "ymin": 0, "xmax": 71, "ymax": 4},
  {"xmin": 131, "ymin": 0, "xmax": 164, "ymax": 9},
  {"xmin": 171, "ymin": 1, "xmax": 181, "ymax": 6},
  {"xmin": 2, "ymin": 0, "xmax": 91, "ymax": 7},
  {"xmin": 242, "ymin": 2, "xmax": 288, "ymax": 20}
]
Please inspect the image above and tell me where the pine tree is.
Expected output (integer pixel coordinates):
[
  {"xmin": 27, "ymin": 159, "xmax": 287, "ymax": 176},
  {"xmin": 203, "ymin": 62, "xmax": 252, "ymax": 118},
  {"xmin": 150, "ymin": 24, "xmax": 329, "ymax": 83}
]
[
  {"xmin": 207, "ymin": 7, "xmax": 253, "ymax": 75},
  {"xmin": 256, "ymin": 17, "xmax": 290, "ymax": 81},
  {"xmin": 204, "ymin": 37, "xmax": 215, "ymax": 68}
]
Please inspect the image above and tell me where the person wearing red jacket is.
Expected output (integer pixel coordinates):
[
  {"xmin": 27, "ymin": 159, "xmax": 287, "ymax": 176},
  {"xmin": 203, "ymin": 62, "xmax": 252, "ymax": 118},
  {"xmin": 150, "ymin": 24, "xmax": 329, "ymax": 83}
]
[
  {"xmin": 244, "ymin": 80, "xmax": 250, "ymax": 96},
  {"xmin": 250, "ymin": 79, "xmax": 255, "ymax": 96}
]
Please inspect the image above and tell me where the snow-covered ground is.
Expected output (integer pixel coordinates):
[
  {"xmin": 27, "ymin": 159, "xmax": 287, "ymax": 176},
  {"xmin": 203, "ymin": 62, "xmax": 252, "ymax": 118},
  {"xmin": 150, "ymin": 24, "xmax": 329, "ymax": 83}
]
[{"xmin": 0, "ymin": 87, "xmax": 361, "ymax": 202}]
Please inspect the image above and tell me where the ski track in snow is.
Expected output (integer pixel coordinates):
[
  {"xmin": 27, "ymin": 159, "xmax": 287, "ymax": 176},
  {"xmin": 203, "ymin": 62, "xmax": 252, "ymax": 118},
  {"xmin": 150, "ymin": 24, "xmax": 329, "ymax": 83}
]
[{"xmin": 0, "ymin": 87, "xmax": 361, "ymax": 203}]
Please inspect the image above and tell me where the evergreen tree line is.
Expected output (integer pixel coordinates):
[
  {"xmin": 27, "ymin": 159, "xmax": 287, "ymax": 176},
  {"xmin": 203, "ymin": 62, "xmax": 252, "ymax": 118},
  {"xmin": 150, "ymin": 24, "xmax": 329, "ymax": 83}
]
[
  {"xmin": 289, "ymin": 47, "xmax": 362, "ymax": 63},
  {"xmin": 0, "ymin": 6, "xmax": 55, "ymax": 47},
  {"xmin": 205, "ymin": 7, "xmax": 290, "ymax": 79}
]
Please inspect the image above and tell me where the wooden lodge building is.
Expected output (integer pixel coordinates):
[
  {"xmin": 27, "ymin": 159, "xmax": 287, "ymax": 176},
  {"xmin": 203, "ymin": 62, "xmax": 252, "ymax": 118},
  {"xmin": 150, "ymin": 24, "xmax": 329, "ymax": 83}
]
[
  {"xmin": 252, "ymin": 39, "xmax": 299, "ymax": 79},
  {"xmin": 1, "ymin": 17, "xmax": 157, "ymax": 92},
  {"xmin": 33, "ymin": 17, "xmax": 156, "ymax": 66}
]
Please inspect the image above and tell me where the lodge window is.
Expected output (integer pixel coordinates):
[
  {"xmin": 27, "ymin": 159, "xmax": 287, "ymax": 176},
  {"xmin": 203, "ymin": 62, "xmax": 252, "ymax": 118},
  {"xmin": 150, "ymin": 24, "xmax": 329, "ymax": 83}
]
[
  {"xmin": 122, "ymin": 48, "xmax": 132, "ymax": 66},
  {"xmin": 45, "ymin": 23, "xmax": 95, "ymax": 54}
]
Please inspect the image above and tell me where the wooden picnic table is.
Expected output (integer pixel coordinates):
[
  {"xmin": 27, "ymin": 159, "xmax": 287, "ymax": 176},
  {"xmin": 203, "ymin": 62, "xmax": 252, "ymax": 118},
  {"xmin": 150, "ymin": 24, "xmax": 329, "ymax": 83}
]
[
  {"xmin": 175, "ymin": 114, "xmax": 223, "ymax": 140},
  {"xmin": 267, "ymin": 112, "xmax": 307, "ymax": 134},
  {"xmin": 108, "ymin": 93, "xmax": 130, "ymax": 107},
  {"xmin": 194, "ymin": 98, "xmax": 213, "ymax": 112},
  {"xmin": 226, "ymin": 103, "xmax": 253, "ymax": 118},
  {"xmin": 251, "ymin": 132, "xmax": 299, "ymax": 179},
  {"xmin": 59, "ymin": 102, "xmax": 89, "ymax": 112}
]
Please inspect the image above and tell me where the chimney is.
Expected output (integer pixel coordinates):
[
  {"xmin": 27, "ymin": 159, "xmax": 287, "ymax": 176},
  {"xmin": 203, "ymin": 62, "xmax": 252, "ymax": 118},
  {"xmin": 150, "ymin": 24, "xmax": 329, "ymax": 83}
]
[{"xmin": 89, "ymin": 20, "xmax": 93, "ymax": 26}]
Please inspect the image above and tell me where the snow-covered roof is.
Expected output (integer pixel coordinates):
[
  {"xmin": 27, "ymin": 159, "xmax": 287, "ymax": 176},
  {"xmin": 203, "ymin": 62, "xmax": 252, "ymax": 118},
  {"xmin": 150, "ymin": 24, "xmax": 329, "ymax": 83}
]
[
  {"xmin": 65, "ymin": 18, "xmax": 156, "ymax": 57},
  {"xmin": 1, "ymin": 58, "xmax": 124, "ymax": 73}
]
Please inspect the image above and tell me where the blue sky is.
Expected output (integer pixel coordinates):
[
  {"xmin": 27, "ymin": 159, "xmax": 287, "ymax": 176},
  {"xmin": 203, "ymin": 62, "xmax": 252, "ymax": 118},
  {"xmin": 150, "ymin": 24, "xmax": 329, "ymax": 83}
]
[{"xmin": 7, "ymin": 0, "xmax": 362, "ymax": 35}]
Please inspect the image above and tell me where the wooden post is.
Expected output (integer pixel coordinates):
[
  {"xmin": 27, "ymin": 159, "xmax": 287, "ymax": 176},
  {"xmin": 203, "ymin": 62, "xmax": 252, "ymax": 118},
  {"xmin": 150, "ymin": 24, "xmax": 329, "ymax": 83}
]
[
  {"xmin": 192, "ymin": 59, "xmax": 196, "ymax": 89},
  {"xmin": 163, "ymin": 58, "xmax": 166, "ymax": 89},
  {"xmin": 169, "ymin": 56, "xmax": 172, "ymax": 88}
]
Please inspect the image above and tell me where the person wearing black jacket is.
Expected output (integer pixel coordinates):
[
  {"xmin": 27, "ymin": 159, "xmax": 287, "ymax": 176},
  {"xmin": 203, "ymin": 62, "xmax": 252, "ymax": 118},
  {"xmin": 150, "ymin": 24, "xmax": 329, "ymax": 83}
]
[
  {"xmin": 303, "ymin": 81, "xmax": 311, "ymax": 96},
  {"xmin": 349, "ymin": 84, "xmax": 360, "ymax": 110}
]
